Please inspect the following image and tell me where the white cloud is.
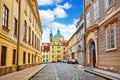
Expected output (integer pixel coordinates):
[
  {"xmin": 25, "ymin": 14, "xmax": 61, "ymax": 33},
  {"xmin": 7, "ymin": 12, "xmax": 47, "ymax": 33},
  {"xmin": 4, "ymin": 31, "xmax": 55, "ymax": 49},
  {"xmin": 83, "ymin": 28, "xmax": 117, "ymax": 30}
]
[
  {"xmin": 56, "ymin": 2, "xmax": 72, "ymax": 9},
  {"xmin": 39, "ymin": 10, "xmax": 54, "ymax": 24},
  {"xmin": 38, "ymin": 0, "xmax": 63, "ymax": 6},
  {"xmin": 54, "ymin": 7, "xmax": 67, "ymax": 18},
  {"xmin": 39, "ymin": 6, "xmax": 68, "ymax": 25}
]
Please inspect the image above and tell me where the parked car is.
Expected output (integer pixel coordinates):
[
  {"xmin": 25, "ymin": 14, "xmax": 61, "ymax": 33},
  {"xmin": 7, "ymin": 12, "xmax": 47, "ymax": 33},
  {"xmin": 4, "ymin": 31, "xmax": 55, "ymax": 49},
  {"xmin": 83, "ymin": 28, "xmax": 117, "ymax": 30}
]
[
  {"xmin": 67, "ymin": 59, "xmax": 78, "ymax": 64},
  {"xmin": 63, "ymin": 60, "xmax": 67, "ymax": 63},
  {"xmin": 71, "ymin": 59, "xmax": 78, "ymax": 64}
]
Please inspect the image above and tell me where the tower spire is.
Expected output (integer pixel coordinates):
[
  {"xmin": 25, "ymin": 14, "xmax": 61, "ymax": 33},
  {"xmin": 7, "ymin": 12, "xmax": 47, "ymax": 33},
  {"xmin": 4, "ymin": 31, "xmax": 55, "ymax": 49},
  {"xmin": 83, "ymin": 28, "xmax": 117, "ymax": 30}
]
[
  {"xmin": 57, "ymin": 28, "xmax": 60, "ymax": 33},
  {"xmin": 49, "ymin": 29, "xmax": 53, "ymax": 42},
  {"xmin": 50, "ymin": 29, "xmax": 53, "ymax": 37}
]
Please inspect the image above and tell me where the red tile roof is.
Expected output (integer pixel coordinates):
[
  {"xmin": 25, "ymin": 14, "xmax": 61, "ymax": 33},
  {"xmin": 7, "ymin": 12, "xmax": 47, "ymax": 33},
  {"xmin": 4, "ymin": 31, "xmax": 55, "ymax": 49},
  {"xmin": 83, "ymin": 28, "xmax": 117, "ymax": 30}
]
[{"xmin": 41, "ymin": 43, "xmax": 50, "ymax": 51}]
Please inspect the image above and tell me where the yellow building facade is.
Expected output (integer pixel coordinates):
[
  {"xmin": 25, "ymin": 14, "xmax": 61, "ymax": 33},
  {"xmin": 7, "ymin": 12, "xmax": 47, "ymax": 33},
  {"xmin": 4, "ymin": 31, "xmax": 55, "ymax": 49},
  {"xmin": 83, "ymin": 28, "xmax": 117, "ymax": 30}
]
[
  {"xmin": 49, "ymin": 29, "xmax": 66, "ymax": 62},
  {"xmin": 42, "ymin": 51, "xmax": 50, "ymax": 63},
  {"xmin": 0, "ymin": 0, "xmax": 42, "ymax": 76},
  {"xmin": 41, "ymin": 43, "xmax": 50, "ymax": 63},
  {"xmin": 50, "ymin": 39, "xmax": 64, "ymax": 62}
]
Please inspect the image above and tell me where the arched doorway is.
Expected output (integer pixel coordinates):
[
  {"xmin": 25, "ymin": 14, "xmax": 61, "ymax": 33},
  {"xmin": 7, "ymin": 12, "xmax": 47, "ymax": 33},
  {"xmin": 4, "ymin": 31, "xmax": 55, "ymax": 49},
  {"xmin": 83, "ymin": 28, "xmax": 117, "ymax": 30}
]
[{"xmin": 89, "ymin": 41, "xmax": 96, "ymax": 67}]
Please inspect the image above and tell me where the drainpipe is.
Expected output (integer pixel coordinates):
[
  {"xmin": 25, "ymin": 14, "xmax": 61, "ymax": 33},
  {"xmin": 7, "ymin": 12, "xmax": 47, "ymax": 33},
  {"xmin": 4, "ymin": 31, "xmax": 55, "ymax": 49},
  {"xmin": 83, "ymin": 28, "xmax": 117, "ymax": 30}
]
[
  {"xmin": 17, "ymin": 0, "xmax": 21, "ymax": 71},
  {"xmin": 83, "ymin": 0, "xmax": 87, "ymax": 66}
]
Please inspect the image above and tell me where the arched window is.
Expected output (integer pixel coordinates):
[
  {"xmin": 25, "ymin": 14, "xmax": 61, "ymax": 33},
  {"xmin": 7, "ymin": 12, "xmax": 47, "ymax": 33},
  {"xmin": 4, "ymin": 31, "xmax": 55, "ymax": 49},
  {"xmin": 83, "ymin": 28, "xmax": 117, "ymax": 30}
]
[{"xmin": 23, "ymin": 21, "xmax": 27, "ymax": 41}]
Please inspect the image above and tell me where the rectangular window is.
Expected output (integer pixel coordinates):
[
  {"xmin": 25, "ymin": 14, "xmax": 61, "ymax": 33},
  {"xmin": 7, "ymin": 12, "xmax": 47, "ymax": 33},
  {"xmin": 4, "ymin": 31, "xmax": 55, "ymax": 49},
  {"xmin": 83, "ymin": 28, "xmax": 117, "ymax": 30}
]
[
  {"xmin": 105, "ymin": 0, "xmax": 113, "ymax": 9},
  {"xmin": 12, "ymin": 49, "xmax": 16, "ymax": 65},
  {"xmin": 23, "ymin": 21, "xmax": 27, "ymax": 41},
  {"xmin": 35, "ymin": 35, "xmax": 36, "ymax": 48},
  {"xmin": 43, "ymin": 55, "xmax": 45, "ymax": 58},
  {"xmin": 32, "ymin": 31, "xmax": 34, "ymax": 46},
  {"xmin": 52, "ymin": 55, "xmax": 54, "ymax": 58},
  {"xmin": 57, "ymin": 50, "xmax": 60, "ymax": 53},
  {"xmin": 23, "ymin": 52, "xmax": 26, "ymax": 64},
  {"xmin": 107, "ymin": 28, "xmax": 115, "ymax": 49},
  {"xmin": 106, "ymin": 23, "xmax": 116, "ymax": 50},
  {"xmin": 28, "ymin": 53, "xmax": 30, "ymax": 63},
  {"xmin": 34, "ymin": 55, "xmax": 36, "ymax": 63},
  {"xmin": 28, "ymin": 27, "xmax": 31, "ymax": 44},
  {"xmin": 14, "ymin": 18, "xmax": 18, "ymax": 36},
  {"xmin": 1, "ymin": 46, "xmax": 7, "ymax": 66},
  {"xmin": 24, "ymin": 1, "xmax": 27, "ymax": 15},
  {"xmin": 57, "ymin": 46, "xmax": 60, "ymax": 48},
  {"xmin": 86, "ymin": 12, "xmax": 90, "ymax": 28},
  {"xmin": 94, "ymin": 0, "xmax": 99, "ymax": 20},
  {"xmin": 2, "ymin": 5, "xmax": 9, "ymax": 28},
  {"xmin": 46, "ymin": 55, "xmax": 48, "ymax": 58},
  {"xmin": 57, "ymin": 55, "xmax": 61, "ymax": 58},
  {"xmin": 32, "ymin": 54, "xmax": 33, "ymax": 63},
  {"xmin": 29, "ymin": 10, "xmax": 31, "ymax": 22},
  {"xmin": 37, "ymin": 38, "xmax": 39, "ymax": 49}
]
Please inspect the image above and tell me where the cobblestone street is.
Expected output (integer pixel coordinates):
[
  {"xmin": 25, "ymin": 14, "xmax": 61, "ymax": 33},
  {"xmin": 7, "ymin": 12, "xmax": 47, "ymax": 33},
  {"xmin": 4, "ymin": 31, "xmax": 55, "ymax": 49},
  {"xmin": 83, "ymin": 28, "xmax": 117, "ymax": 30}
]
[{"xmin": 30, "ymin": 63, "xmax": 105, "ymax": 80}]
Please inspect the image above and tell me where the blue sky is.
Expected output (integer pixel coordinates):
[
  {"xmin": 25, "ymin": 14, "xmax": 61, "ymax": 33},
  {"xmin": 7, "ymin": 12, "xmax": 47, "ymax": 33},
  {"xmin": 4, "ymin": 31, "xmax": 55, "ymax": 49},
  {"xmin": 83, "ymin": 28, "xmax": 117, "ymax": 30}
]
[{"xmin": 38, "ymin": 0, "xmax": 83, "ymax": 42}]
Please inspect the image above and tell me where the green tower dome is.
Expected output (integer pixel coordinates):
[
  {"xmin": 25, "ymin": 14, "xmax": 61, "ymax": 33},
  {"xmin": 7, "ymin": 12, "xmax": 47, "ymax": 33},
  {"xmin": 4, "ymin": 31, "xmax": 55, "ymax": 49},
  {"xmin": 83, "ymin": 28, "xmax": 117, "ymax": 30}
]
[{"xmin": 54, "ymin": 29, "xmax": 64, "ymax": 38}]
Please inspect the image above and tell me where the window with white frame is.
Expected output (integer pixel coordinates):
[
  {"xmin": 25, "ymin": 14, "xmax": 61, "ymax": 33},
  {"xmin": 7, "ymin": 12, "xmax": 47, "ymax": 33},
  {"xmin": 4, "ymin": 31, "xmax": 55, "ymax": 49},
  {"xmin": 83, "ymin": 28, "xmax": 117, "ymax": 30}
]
[
  {"xmin": 94, "ymin": 0, "xmax": 99, "ymax": 20},
  {"xmin": 86, "ymin": 12, "xmax": 90, "ymax": 28},
  {"xmin": 105, "ymin": 0, "xmax": 113, "ymax": 9},
  {"xmin": 14, "ymin": 18, "xmax": 18, "ymax": 36},
  {"xmin": 23, "ymin": 21, "xmax": 27, "ymax": 41},
  {"xmin": 106, "ymin": 22, "xmax": 116, "ymax": 50},
  {"xmin": 2, "ymin": 5, "xmax": 9, "ymax": 28}
]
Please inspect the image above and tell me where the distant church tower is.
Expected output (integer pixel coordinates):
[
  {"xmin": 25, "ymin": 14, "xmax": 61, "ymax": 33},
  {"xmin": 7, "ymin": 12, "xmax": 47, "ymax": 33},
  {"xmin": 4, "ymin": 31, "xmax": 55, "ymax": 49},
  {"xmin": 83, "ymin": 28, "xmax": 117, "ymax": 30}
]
[
  {"xmin": 54, "ymin": 28, "xmax": 64, "ymax": 41},
  {"xmin": 49, "ymin": 30, "xmax": 53, "ymax": 43}
]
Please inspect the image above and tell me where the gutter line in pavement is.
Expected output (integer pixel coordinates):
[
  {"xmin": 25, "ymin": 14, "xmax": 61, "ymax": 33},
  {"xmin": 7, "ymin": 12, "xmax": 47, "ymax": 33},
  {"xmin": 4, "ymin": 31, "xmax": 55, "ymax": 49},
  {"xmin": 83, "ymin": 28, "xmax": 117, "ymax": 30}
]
[{"xmin": 53, "ymin": 66, "xmax": 59, "ymax": 80}]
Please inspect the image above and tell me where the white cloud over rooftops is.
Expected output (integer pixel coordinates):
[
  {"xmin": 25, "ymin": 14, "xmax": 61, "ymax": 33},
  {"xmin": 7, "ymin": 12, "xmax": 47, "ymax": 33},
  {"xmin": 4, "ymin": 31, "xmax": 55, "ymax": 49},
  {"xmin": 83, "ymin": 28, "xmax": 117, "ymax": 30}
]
[
  {"xmin": 38, "ymin": 0, "xmax": 63, "ymax": 6},
  {"xmin": 56, "ymin": 2, "xmax": 72, "ymax": 9},
  {"xmin": 38, "ymin": 0, "xmax": 78, "ymax": 42}
]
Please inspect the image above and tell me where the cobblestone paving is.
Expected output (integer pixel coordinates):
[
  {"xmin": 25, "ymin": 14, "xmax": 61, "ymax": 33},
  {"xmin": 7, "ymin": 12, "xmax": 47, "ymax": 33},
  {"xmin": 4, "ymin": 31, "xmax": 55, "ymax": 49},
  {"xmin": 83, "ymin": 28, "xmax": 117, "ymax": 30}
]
[{"xmin": 30, "ymin": 63, "xmax": 106, "ymax": 80}]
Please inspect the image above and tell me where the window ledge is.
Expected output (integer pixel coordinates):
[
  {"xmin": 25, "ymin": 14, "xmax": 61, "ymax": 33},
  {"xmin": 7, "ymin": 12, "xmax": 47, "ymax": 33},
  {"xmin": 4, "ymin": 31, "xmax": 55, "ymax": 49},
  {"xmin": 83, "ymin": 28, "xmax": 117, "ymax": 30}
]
[
  {"xmin": 2, "ymin": 26, "xmax": 9, "ymax": 32},
  {"xmin": 106, "ymin": 47, "xmax": 117, "ymax": 52}
]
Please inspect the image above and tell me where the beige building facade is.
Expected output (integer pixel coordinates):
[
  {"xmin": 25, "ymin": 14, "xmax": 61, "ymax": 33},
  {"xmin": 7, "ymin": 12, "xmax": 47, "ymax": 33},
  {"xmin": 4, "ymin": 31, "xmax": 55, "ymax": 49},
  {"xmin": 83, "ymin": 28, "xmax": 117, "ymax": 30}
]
[
  {"xmin": 84, "ymin": 0, "xmax": 120, "ymax": 72},
  {"xmin": 0, "ymin": 0, "xmax": 42, "ymax": 76},
  {"xmin": 65, "ymin": 31, "xmax": 77, "ymax": 62},
  {"xmin": 76, "ymin": 14, "xmax": 85, "ymax": 64}
]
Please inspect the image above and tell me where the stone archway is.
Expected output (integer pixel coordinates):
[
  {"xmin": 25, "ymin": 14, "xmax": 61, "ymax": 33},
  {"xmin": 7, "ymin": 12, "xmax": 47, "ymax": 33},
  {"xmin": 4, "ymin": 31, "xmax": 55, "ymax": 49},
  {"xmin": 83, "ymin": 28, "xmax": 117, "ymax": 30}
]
[{"xmin": 85, "ymin": 27, "xmax": 99, "ymax": 67}]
